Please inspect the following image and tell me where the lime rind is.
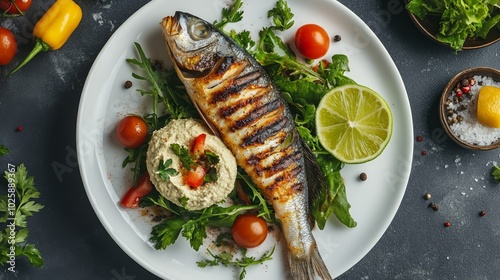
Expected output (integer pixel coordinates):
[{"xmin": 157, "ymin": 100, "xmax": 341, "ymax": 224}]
[{"xmin": 316, "ymin": 84, "xmax": 393, "ymax": 164}]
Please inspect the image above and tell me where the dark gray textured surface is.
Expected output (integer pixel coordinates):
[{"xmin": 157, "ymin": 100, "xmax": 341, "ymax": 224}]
[{"xmin": 0, "ymin": 0, "xmax": 499, "ymax": 279}]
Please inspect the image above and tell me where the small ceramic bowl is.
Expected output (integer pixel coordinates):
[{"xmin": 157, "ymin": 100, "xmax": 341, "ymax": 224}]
[
  {"xmin": 439, "ymin": 67, "xmax": 500, "ymax": 150},
  {"xmin": 406, "ymin": 2, "xmax": 500, "ymax": 50}
]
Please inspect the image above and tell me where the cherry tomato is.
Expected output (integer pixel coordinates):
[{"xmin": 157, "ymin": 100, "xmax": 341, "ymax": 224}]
[
  {"xmin": 120, "ymin": 172, "xmax": 153, "ymax": 208},
  {"xmin": 231, "ymin": 214, "xmax": 268, "ymax": 248},
  {"xmin": 191, "ymin": 133, "xmax": 206, "ymax": 159},
  {"xmin": 294, "ymin": 24, "xmax": 330, "ymax": 60},
  {"xmin": 0, "ymin": 0, "xmax": 32, "ymax": 14},
  {"xmin": 185, "ymin": 165, "xmax": 206, "ymax": 188},
  {"xmin": 116, "ymin": 115, "xmax": 148, "ymax": 148},
  {"xmin": 0, "ymin": 28, "xmax": 16, "ymax": 65}
]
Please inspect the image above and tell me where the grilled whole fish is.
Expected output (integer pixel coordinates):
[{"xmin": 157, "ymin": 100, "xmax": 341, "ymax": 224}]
[{"xmin": 161, "ymin": 12, "xmax": 332, "ymax": 280}]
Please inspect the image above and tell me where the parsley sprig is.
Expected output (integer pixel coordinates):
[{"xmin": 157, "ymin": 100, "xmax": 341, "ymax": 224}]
[
  {"xmin": 198, "ymin": 247, "xmax": 275, "ymax": 280},
  {"xmin": 156, "ymin": 159, "xmax": 179, "ymax": 181},
  {"xmin": 213, "ymin": 0, "xmax": 244, "ymax": 29},
  {"xmin": 0, "ymin": 164, "xmax": 44, "ymax": 268},
  {"xmin": 0, "ymin": 145, "xmax": 9, "ymax": 157}
]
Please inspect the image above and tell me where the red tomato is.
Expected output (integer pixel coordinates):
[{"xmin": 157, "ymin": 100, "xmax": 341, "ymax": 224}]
[
  {"xmin": 0, "ymin": 0, "xmax": 32, "ymax": 14},
  {"xmin": 185, "ymin": 165, "xmax": 206, "ymax": 188},
  {"xmin": 232, "ymin": 214, "xmax": 268, "ymax": 248},
  {"xmin": 294, "ymin": 24, "xmax": 330, "ymax": 60},
  {"xmin": 116, "ymin": 115, "xmax": 148, "ymax": 148},
  {"xmin": 191, "ymin": 133, "xmax": 206, "ymax": 159},
  {"xmin": 120, "ymin": 173, "xmax": 153, "ymax": 208},
  {"xmin": 0, "ymin": 28, "xmax": 16, "ymax": 65}
]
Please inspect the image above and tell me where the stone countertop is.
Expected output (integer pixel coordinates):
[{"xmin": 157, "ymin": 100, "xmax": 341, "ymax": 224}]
[{"xmin": 0, "ymin": 0, "xmax": 499, "ymax": 279}]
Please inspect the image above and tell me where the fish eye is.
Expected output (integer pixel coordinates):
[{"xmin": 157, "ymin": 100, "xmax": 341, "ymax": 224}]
[{"xmin": 190, "ymin": 21, "xmax": 211, "ymax": 40}]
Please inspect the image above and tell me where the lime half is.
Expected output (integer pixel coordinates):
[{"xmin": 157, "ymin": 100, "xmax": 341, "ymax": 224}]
[{"xmin": 316, "ymin": 84, "xmax": 393, "ymax": 164}]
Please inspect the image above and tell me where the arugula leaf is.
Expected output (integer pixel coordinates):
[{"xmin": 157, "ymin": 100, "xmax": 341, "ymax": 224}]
[
  {"xmin": 157, "ymin": 159, "xmax": 179, "ymax": 181},
  {"xmin": 0, "ymin": 145, "xmax": 9, "ymax": 157},
  {"xmin": 198, "ymin": 247, "xmax": 275, "ymax": 280},
  {"xmin": 0, "ymin": 164, "xmax": 44, "ymax": 268}
]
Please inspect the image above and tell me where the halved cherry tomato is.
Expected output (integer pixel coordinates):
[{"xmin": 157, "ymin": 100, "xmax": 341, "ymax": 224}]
[
  {"xmin": 294, "ymin": 24, "xmax": 330, "ymax": 60},
  {"xmin": 116, "ymin": 115, "xmax": 148, "ymax": 148},
  {"xmin": 191, "ymin": 133, "xmax": 206, "ymax": 159},
  {"xmin": 0, "ymin": 28, "xmax": 16, "ymax": 65},
  {"xmin": 0, "ymin": 0, "xmax": 32, "ymax": 14},
  {"xmin": 185, "ymin": 165, "xmax": 206, "ymax": 188},
  {"xmin": 120, "ymin": 172, "xmax": 152, "ymax": 208},
  {"xmin": 231, "ymin": 214, "xmax": 268, "ymax": 248}
]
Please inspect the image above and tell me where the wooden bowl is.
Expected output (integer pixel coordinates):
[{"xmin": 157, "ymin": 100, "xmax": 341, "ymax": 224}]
[
  {"xmin": 406, "ymin": 2, "xmax": 500, "ymax": 50},
  {"xmin": 439, "ymin": 67, "xmax": 500, "ymax": 150}
]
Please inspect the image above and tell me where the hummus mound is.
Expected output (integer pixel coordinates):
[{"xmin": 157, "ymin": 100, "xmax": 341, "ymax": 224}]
[{"xmin": 146, "ymin": 119, "xmax": 237, "ymax": 210}]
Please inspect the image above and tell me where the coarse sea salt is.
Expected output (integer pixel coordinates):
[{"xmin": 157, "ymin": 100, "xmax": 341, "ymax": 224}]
[{"xmin": 447, "ymin": 75, "xmax": 500, "ymax": 146}]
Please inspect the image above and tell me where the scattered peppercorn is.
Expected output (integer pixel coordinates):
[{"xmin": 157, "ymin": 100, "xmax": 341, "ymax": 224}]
[
  {"xmin": 479, "ymin": 210, "xmax": 486, "ymax": 217},
  {"xmin": 359, "ymin": 172, "xmax": 367, "ymax": 181},
  {"xmin": 333, "ymin": 35, "xmax": 341, "ymax": 42},
  {"xmin": 16, "ymin": 126, "xmax": 23, "ymax": 132},
  {"xmin": 421, "ymin": 151, "xmax": 427, "ymax": 156},
  {"xmin": 416, "ymin": 136, "xmax": 423, "ymax": 142},
  {"xmin": 429, "ymin": 203, "xmax": 439, "ymax": 211},
  {"xmin": 424, "ymin": 193, "xmax": 432, "ymax": 200},
  {"xmin": 444, "ymin": 221, "xmax": 451, "ymax": 228},
  {"xmin": 124, "ymin": 80, "xmax": 133, "ymax": 89}
]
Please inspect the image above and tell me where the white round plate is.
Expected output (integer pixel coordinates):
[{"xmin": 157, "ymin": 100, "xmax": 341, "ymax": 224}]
[{"xmin": 77, "ymin": 0, "xmax": 413, "ymax": 279}]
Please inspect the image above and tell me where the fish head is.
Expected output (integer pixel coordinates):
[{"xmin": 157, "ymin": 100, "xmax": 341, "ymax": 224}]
[{"xmin": 161, "ymin": 12, "xmax": 220, "ymax": 78}]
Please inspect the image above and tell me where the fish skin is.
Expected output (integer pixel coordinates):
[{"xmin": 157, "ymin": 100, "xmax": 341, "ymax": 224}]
[{"xmin": 161, "ymin": 11, "xmax": 332, "ymax": 280}]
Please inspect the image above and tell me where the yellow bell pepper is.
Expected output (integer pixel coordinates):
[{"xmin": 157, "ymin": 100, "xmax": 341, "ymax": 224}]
[{"xmin": 7, "ymin": 0, "xmax": 82, "ymax": 77}]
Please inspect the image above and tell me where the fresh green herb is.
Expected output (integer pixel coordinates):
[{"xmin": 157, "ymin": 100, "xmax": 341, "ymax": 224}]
[
  {"xmin": 121, "ymin": 145, "xmax": 148, "ymax": 186},
  {"xmin": 149, "ymin": 197, "xmax": 262, "ymax": 251},
  {"xmin": 146, "ymin": 174, "xmax": 274, "ymax": 252},
  {"xmin": 267, "ymin": 0, "xmax": 294, "ymax": 31},
  {"xmin": 0, "ymin": 164, "xmax": 44, "ymax": 268},
  {"xmin": 124, "ymin": 43, "xmax": 197, "ymax": 184},
  {"xmin": 213, "ymin": 0, "xmax": 244, "ymax": 29},
  {"xmin": 157, "ymin": 159, "xmax": 179, "ymax": 181},
  {"xmin": 406, "ymin": 0, "xmax": 500, "ymax": 51},
  {"xmin": 0, "ymin": 145, "xmax": 9, "ymax": 157},
  {"xmin": 170, "ymin": 143, "xmax": 195, "ymax": 170},
  {"xmin": 198, "ymin": 247, "xmax": 275, "ymax": 280},
  {"xmin": 491, "ymin": 164, "xmax": 500, "ymax": 183},
  {"xmin": 127, "ymin": 42, "xmax": 196, "ymax": 129},
  {"xmin": 205, "ymin": 151, "xmax": 220, "ymax": 165},
  {"xmin": 204, "ymin": 167, "xmax": 218, "ymax": 184}
]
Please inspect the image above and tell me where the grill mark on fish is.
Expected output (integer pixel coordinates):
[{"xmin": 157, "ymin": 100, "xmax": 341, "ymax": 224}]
[
  {"xmin": 266, "ymin": 148, "xmax": 302, "ymax": 173},
  {"xmin": 219, "ymin": 93, "xmax": 266, "ymax": 118},
  {"xmin": 265, "ymin": 165, "xmax": 303, "ymax": 194},
  {"xmin": 241, "ymin": 116, "xmax": 289, "ymax": 147},
  {"xmin": 210, "ymin": 71, "xmax": 261, "ymax": 104},
  {"xmin": 217, "ymin": 56, "xmax": 235, "ymax": 75},
  {"xmin": 230, "ymin": 98, "xmax": 282, "ymax": 132}
]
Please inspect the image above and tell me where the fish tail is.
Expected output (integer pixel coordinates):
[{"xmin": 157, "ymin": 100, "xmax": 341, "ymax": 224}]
[{"xmin": 288, "ymin": 241, "xmax": 333, "ymax": 280}]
